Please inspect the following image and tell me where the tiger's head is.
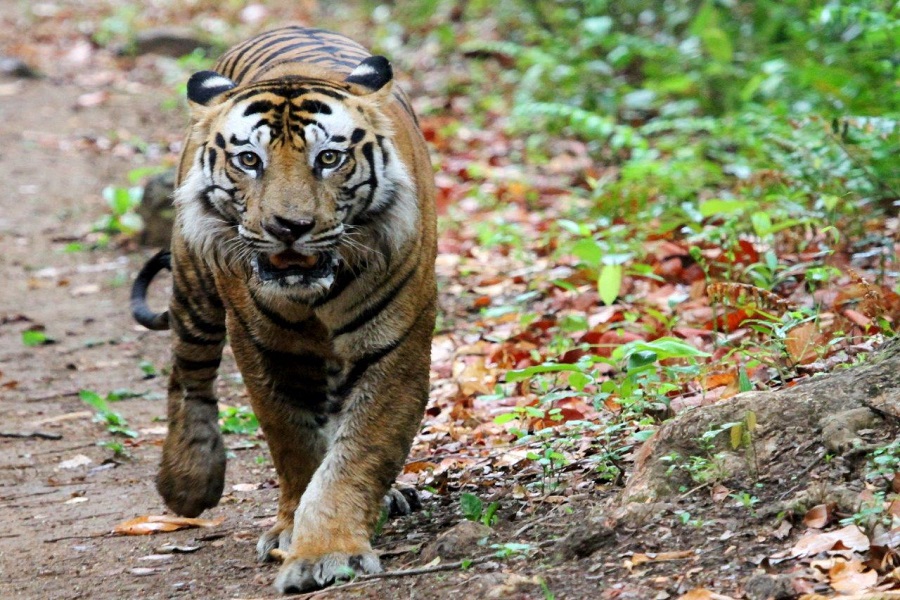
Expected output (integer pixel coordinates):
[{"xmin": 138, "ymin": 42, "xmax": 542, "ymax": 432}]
[{"xmin": 174, "ymin": 57, "xmax": 418, "ymax": 301}]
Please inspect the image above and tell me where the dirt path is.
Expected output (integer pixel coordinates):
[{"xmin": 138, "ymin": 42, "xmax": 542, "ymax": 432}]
[{"xmin": 0, "ymin": 74, "xmax": 254, "ymax": 598}]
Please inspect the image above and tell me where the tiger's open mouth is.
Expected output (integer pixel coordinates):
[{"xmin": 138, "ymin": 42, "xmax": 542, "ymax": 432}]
[{"xmin": 253, "ymin": 249, "xmax": 337, "ymax": 288}]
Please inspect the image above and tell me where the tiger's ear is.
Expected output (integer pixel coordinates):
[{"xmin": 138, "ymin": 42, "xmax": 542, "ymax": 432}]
[
  {"xmin": 186, "ymin": 71, "xmax": 236, "ymax": 118},
  {"xmin": 345, "ymin": 56, "xmax": 393, "ymax": 99}
]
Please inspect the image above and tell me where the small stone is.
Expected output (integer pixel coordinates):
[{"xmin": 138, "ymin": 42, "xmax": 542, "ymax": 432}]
[
  {"xmin": 0, "ymin": 56, "xmax": 37, "ymax": 78},
  {"xmin": 57, "ymin": 454, "xmax": 92, "ymax": 470},
  {"xmin": 132, "ymin": 28, "xmax": 210, "ymax": 57},
  {"xmin": 555, "ymin": 522, "xmax": 615, "ymax": 560},
  {"xmin": 138, "ymin": 554, "xmax": 174, "ymax": 562},
  {"xmin": 137, "ymin": 169, "xmax": 176, "ymax": 247},
  {"xmin": 744, "ymin": 573, "xmax": 795, "ymax": 600},
  {"xmin": 155, "ymin": 544, "xmax": 201, "ymax": 554},
  {"xmin": 420, "ymin": 520, "xmax": 493, "ymax": 562}
]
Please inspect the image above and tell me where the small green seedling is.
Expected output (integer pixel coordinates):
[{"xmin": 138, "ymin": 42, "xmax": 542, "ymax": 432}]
[
  {"xmin": 22, "ymin": 330, "xmax": 53, "ymax": 347},
  {"xmin": 79, "ymin": 390, "xmax": 137, "ymax": 438},
  {"xmin": 460, "ymin": 492, "xmax": 500, "ymax": 527},
  {"xmin": 219, "ymin": 406, "xmax": 259, "ymax": 435}
]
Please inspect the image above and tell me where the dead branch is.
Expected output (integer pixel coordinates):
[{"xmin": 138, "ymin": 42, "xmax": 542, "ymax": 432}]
[{"xmin": 0, "ymin": 430, "xmax": 62, "ymax": 440}]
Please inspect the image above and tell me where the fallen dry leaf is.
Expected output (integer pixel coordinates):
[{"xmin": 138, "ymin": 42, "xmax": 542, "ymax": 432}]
[
  {"xmin": 874, "ymin": 527, "xmax": 900, "ymax": 548},
  {"xmin": 785, "ymin": 322, "xmax": 822, "ymax": 364},
  {"xmin": 69, "ymin": 284, "xmax": 100, "ymax": 297},
  {"xmin": 711, "ymin": 483, "xmax": 731, "ymax": 503},
  {"xmin": 155, "ymin": 544, "xmax": 201, "ymax": 554},
  {"xmin": 75, "ymin": 91, "xmax": 108, "ymax": 109},
  {"xmin": 829, "ymin": 559, "xmax": 878, "ymax": 594},
  {"xmin": 791, "ymin": 525, "xmax": 870, "ymax": 558},
  {"xmin": 138, "ymin": 554, "xmax": 174, "ymax": 562},
  {"xmin": 231, "ymin": 483, "xmax": 259, "ymax": 492},
  {"xmin": 798, "ymin": 594, "xmax": 900, "ymax": 600},
  {"xmin": 403, "ymin": 460, "xmax": 436, "ymax": 474},
  {"xmin": 803, "ymin": 504, "xmax": 833, "ymax": 529},
  {"xmin": 113, "ymin": 515, "xmax": 225, "ymax": 536},
  {"xmin": 57, "ymin": 454, "xmax": 92, "ymax": 470},
  {"xmin": 677, "ymin": 588, "xmax": 735, "ymax": 600},
  {"xmin": 454, "ymin": 356, "xmax": 494, "ymax": 396},
  {"xmin": 773, "ymin": 519, "xmax": 793, "ymax": 540},
  {"xmin": 631, "ymin": 550, "xmax": 695, "ymax": 566}
]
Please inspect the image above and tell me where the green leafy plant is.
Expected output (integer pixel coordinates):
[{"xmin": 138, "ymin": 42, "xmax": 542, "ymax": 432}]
[
  {"xmin": 22, "ymin": 330, "xmax": 53, "ymax": 347},
  {"xmin": 219, "ymin": 406, "xmax": 259, "ymax": 435},
  {"xmin": 79, "ymin": 390, "xmax": 138, "ymax": 438},
  {"xmin": 661, "ymin": 419, "xmax": 750, "ymax": 488},
  {"xmin": 91, "ymin": 5, "xmax": 139, "ymax": 51},
  {"xmin": 866, "ymin": 440, "xmax": 900, "ymax": 482},
  {"xmin": 373, "ymin": 507, "xmax": 390, "ymax": 537},
  {"xmin": 94, "ymin": 184, "xmax": 143, "ymax": 235},
  {"xmin": 731, "ymin": 492, "xmax": 760, "ymax": 510},
  {"xmin": 138, "ymin": 360, "xmax": 157, "ymax": 378},
  {"xmin": 459, "ymin": 492, "xmax": 500, "ymax": 527},
  {"xmin": 491, "ymin": 542, "xmax": 533, "ymax": 559},
  {"xmin": 99, "ymin": 440, "xmax": 130, "ymax": 458},
  {"xmin": 160, "ymin": 49, "xmax": 218, "ymax": 111},
  {"xmin": 839, "ymin": 491, "xmax": 891, "ymax": 532},
  {"xmin": 674, "ymin": 510, "xmax": 706, "ymax": 528}
]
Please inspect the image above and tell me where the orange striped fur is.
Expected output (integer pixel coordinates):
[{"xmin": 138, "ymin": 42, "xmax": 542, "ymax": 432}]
[{"xmin": 143, "ymin": 26, "xmax": 436, "ymax": 594}]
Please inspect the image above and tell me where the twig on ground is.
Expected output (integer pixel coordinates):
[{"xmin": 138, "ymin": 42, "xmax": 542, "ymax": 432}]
[
  {"xmin": 26, "ymin": 390, "xmax": 80, "ymax": 403},
  {"xmin": 43, "ymin": 532, "xmax": 113, "ymax": 543},
  {"xmin": 677, "ymin": 482, "xmax": 710, "ymax": 500},
  {"xmin": 0, "ymin": 490, "xmax": 58, "ymax": 503},
  {"xmin": 0, "ymin": 430, "xmax": 62, "ymax": 440},
  {"xmin": 31, "ymin": 443, "xmax": 98, "ymax": 457},
  {"xmin": 277, "ymin": 553, "xmax": 498, "ymax": 599},
  {"xmin": 513, "ymin": 511, "xmax": 558, "ymax": 538},
  {"xmin": 778, "ymin": 450, "xmax": 826, "ymax": 501},
  {"xmin": 360, "ymin": 553, "xmax": 494, "ymax": 580}
]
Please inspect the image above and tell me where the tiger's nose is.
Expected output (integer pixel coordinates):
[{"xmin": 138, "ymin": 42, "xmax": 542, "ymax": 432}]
[{"xmin": 264, "ymin": 216, "xmax": 316, "ymax": 243}]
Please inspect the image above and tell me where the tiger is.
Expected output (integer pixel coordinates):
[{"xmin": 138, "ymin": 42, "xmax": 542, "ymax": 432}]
[{"xmin": 130, "ymin": 26, "xmax": 437, "ymax": 594}]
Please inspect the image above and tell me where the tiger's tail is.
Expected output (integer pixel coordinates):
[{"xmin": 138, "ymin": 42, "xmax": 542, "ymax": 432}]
[{"xmin": 131, "ymin": 249, "xmax": 172, "ymax": 331}]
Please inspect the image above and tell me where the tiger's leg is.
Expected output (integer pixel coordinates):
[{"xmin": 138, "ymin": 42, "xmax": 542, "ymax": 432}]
[
  {"xmin": 252, "ymin": 406, "xmax": 329, "ymax": 561},
  {"xmin": 156, "ymin": 236, "xmax": 228, "ymax": 518},
  {"xmin": 274, "ymin": 302, "xmax": 435, "ymax": 593},
  {"xmin": 257, "ymin": 418, "xmax": 420, "ymax": 562},
  {"xmin": 249, "ymin": 393, "xmax": 330, "ymax": 561},
  {"xmin": 222, "ymin": 315, "xmax": 334, "ymax": 562}
]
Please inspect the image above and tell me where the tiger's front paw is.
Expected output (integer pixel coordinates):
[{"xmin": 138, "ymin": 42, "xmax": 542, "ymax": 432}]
[
  {"xmin": 257, "ymin": 518, "xmax": 293, "ymax": 562},
  {"xmin": 156, "ymin": 418, "xmax": 225, "ymax": 517},
  {"xmin": 274, "ymin": 551, "xmax": 382, "ymax": 594},
  {"xmin": 384, "ymin": 485, "xmax": 421, "ymax": 517}
]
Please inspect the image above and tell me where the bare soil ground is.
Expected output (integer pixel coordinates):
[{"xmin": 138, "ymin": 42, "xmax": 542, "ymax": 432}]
[{"xmin": 1, "ymin": 5, "xmax": 895, "ymax": 600}]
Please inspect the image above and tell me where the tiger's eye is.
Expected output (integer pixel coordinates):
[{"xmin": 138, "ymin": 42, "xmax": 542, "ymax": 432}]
[
  {"xmin": 238, "ymin": 152, "xmax": 260, "ymax": 169},
  {"xmin": 317, "ymin": 150, "xmax": 341, "ymax": 167}
]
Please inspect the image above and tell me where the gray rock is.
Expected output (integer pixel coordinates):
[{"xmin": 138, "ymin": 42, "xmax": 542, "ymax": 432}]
[
  {"xmin": 137, "ymin": 169, "xmax": 176, "ymax": 248},
  {"xmin": 555, "ymin": 522, "xmax": 614, "ymax": 559},
  {"xmin": 744, "ymin": 573, "xmax": 796, "ymax": 600},
  {"xmin": 420, "ymin": 520, "xmax": 493, "ymax": 562},
  {"xmin": 132, "ymin": 28, "xmax": 210, "ymax": 57},
  {"xmin": 0, "ymin": 56, "xmax": 37, "ymax": 78}
]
